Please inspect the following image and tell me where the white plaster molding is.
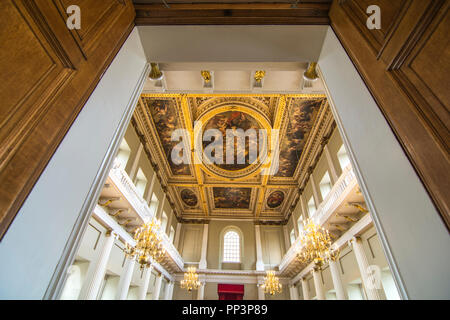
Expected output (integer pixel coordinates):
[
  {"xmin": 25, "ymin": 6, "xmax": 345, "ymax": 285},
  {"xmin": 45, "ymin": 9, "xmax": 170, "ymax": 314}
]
[
  {"xmin": 288, "ymin": 213, "xmax": 372, "ymax": 285},
  {"xmin": 93, "ymin": 205, "xmax": 135, "ymax": 245},
  {"xmin": 93, "ymin": 205, "xmax": 176, "ymax": 282},
  {"xmin": 279, "ymin": 165, "xmax": 358, "ymax": 273}
]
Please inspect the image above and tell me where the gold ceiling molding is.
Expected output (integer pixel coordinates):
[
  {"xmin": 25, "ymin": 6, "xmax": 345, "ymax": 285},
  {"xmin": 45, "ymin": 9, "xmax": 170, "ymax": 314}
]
[
  {"xmin": 194, "ymin": 103, "xmax": 271, "ymax": 181},
  {"xmin": 133, "ymin": 93, "xmax": 330, "ymax": 223}
]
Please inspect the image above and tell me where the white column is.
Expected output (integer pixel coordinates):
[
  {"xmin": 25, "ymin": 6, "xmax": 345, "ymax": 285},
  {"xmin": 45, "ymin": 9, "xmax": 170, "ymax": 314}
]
[
  {"xmin": 145, "ymin": 173, "xmax": 157, "ymax": 204},
  {"xmin": 173, "ymin": 222, "xmax": 182, "ymax": 249},
  {"xmin": 197, "ymin": 283, "xmax": 205, "ymax": 300},
  {"xmin": 129, "ymin": 143, "xmax": 144, "ymax": 180},
  {"xmin": 350, "ymin": 237, "xmax": 384, "ymax": 300},
  {"xmin": 199, "ymin": 224, "xmax": 209, "ymax": 270},
  {"xmin": 115, "ymin": 256, "xmax": 136, "ymax": 300},
  {"xmin": 152, "ymin": 273, "xmax": 163, "ymax": 300},
  {"xmin": 323, "ymin": 144, "xmax": 339, "ymax": 184},
  {"xmin": 283, "ymin": 225, "xmax": 291, "ymax": 251},
  {"xmin": 78, "ymin": 231, "xmax": 117, "ymax": 300},
  {"xmin": 165, "ymin": 281, "xmax": 175, "ymax": 300},
  {"xmin": 255, "ymin": 225, "xmax": 265, "ymax": 271},
  {"xmin": 301, "ymin": 277, "xmax": 310, "ymax": 300},
  {"xmin": 312, "ymin": 268, "xmax": 325, "ymax": 300},
  {"xmin": 164, "ymin": 281, "xmax": 174, "ymax": 300},
  {"xmin": 138, "ymin": 264, "xmax": 153, "ymax": 300},
  {"xmin": 257, "ymin": 276, "xmax": 265, "ymax": 300},
  {"xmin": 329, "ymin": 259, "xmax": 348, "ymax": 300},
  {"xmin": 156, "ymin": 194, "xmax": 166, "ymax": 220},
  {"xmin": 310, "ymin": 174, "xmax": 322, "ymax": 206},
  {"xmin": 289, "ymin": 284, "xmax": 299, "ymax": 300}
]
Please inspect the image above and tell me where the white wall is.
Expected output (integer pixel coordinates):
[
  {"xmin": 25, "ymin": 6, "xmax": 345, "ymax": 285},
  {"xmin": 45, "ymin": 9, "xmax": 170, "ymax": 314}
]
[
  {"xmin": 318, "ymin": 27, "xmax": 450, "ymax": 299},
  {"xmin": 0, "ymin": 28, "xmax": 148, "ymax": 299},
  {"xmin": 138, "ymin": 26, "xmax": 328, "ymax": 62}
]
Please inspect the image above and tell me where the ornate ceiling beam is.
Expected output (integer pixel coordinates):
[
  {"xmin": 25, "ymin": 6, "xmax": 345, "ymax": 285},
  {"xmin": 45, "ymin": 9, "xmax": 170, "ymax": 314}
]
[
  {"xmin": 168, "ymin": 182, "xmax": 298, "ymax": 188},
  {"xmin": 133, "ymin": 93, "xmax": 330, "ymax": 223},
  {"xmin": 255, "ymin": 95, "xmax": 287, "ymax": 218},
  {"xmin": 133, "ymin": 2, "xmax": 331, "ymax": 25},
  {"xmin": 180, "ymin": 94, "xmax": 209, "ymax": 216}
]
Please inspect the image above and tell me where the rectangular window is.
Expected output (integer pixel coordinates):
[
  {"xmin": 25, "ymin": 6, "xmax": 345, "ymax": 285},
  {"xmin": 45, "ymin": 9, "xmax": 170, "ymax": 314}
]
[
  {"xmin": 319, "ymin": 171, "xmax": 332, "ymax": 200},
  {"xmin": 337, "ymin": 144, "xmax": 351, "ymax": 171},
  {"xmin": 290, "ymin": 229, "xmax": 296, "ymax": 245},
  {"xmin": 307, "ymin": 196, "xmax": 316, "ymax": 217},
  {"xmin": 161, "ymin": 212, "xmax": 168, "ymax": 231},
  {"xmin": 149, "ymin": 193, "xmax": 159, "ymax": 216},
  {"xmin": 115, "ymin": 139, "xmax": 131, "ymax": 170},
  {"xmin": 135, "ymin": 168, "xmax": 147, "ymax": 198}
]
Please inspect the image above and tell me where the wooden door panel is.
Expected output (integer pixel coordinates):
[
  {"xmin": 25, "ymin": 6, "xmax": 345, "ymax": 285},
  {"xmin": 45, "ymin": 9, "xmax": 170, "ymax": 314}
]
[
  {"xmin": 397, "ymin": 5, "xmax": 450, "ymax": 146},
  {"xmin": 56, "ymin": 0, "xmax": 126, "ymax": 54},
  {"xmin": 330, "ymin": 0, "xmax": 450, "ymax": 227},
  {"xmin": 0, "ymin": 0, "xmax": 76, "ymax": 167},
  {"xmin": 341, "ymin": 0, "xmax": 411, "ymax": 55},
  {"xmin": 0, "ymin": 0, "xmax": 135, "ymax": 239}
]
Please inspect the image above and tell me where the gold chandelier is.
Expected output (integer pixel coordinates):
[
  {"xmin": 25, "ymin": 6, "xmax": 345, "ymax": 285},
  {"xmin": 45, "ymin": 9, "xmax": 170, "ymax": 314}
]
[
  {"xmin": 124, "ymin": 218, "xmax": 166, "ymax": 269},
  {"xmin": 259, "ymin": 270, "xmax": 282, "ymax": 296},
  {"xmin": 296, "ymin": 218, "xmax": 339, "ymax": 268},
  {"xmin": 180, "ymin": 267, "xmax": 201, "ymax": 292}
]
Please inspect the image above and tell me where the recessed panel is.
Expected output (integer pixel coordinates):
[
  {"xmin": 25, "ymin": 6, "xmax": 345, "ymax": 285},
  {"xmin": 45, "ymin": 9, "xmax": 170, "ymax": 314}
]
[{"xmin": 213, "ymin": 187, "xmax": 251, "ymax": 209}]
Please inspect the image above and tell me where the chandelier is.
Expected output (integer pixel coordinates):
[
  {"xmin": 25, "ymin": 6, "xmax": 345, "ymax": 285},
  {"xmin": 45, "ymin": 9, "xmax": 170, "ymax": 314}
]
[
  {"xmin": 296, "ymin": 218, "xmax": 339, "ymax": 268},
  {"xmin": 180, "ymin": 267, "xmax": 201, "ymax": 292},
  {"xmin": 124, "ymin": 218, "xmax": 166, "ymax": 269},
  {"xmin": 259, "ymin": 270, "xmax": 282, "ymax": 296}
]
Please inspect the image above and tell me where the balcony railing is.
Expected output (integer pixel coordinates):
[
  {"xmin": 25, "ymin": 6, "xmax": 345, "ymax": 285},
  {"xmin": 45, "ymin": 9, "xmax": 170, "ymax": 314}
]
[
  {"xmin": 313, "ymin": 164, "xmax": 356, "ymax": 225},
  {"xmin": 161, "ymin": 232, "xmax": 184, "ymax": 270},
  {"xmin": 279, "ymin": 164, "xmax": 357, "ymax": 272},
  {"xmin": 109, "ymin": 162, "xmax": 154, "ymax": 222},
  {"xmin": 108, "ymin": 161, "xmax": 184, "ymax": 270}
]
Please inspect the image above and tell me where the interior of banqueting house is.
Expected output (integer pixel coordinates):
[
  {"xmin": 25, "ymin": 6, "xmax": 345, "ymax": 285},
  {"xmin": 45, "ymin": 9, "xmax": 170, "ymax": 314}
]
[{"xmin": 0, "ymin": 0, "xmax": 448, "ymax": 301}]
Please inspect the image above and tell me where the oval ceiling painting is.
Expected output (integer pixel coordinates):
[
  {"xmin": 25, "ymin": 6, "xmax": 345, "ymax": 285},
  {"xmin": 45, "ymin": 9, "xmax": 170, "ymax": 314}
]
[
  {"xmin": 180, "ymin": 189, "xmax": 198, "ymax": 207},
  {"xmin": 267, "ymin": 190, "xmax": 285, "ymax": 209},
  {"xmin": 202, "ymin": 111, "xmax": 261, "ymax": 171}
]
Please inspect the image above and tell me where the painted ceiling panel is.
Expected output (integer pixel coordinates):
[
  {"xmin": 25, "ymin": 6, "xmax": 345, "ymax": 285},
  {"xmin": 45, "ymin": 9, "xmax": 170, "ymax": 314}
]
[{"xmin": 132, "ymin": 93, "xmax": 332, "ymax": 223}]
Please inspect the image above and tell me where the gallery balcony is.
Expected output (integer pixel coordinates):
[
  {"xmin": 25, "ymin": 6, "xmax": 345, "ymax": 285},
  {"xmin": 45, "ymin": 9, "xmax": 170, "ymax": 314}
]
[
  {"xmin": 94, "ymin": 163, "xmax": 184, "ymax": 274},
  {"xmin": 278, "ymin": 164, "xmax": 372, "ymax": 277}
]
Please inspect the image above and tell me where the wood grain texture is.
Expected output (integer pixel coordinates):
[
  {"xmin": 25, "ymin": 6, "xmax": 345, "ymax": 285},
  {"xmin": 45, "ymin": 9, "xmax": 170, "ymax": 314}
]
[
  {"xmin": 133, "ymin": 2, "xmax": 332, "ymax": 25},
  {"xmin": 0, "ymin": 0, "xmax": 135, "ymax": 239},
  {"xmin": 330, "ymin": 0, "xmax": 450, "ymax": 228}
]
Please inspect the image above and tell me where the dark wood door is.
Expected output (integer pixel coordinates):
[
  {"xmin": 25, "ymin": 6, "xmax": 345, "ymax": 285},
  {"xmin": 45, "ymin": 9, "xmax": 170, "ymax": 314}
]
[
  {"xmin": 330, "ymin": 0, "xmax": 450, "ymax": 227},
  {"xmin": 0, "ymin": 0, "xmax": 135, "ymax": 239}
]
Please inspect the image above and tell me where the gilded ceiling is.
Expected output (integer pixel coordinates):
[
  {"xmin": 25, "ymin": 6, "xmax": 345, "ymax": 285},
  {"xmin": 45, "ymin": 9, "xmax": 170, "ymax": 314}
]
[{"xmin": 132, "ymin": 94, "xmax": 334, "ymax": 223}]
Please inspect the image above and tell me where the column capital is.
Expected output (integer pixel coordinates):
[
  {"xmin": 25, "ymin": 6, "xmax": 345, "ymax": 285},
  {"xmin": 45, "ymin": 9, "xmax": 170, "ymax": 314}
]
[
  {"xmin": 106, "ymin": 230, "xmax": 118, "ymax": 239},
  {"xmin": 348, "ymin": 236, "xmax": 359, "ymax": 247},
  {"xmin": 312, "ymin": 265, "xmax": 321, "ymax": 272}
]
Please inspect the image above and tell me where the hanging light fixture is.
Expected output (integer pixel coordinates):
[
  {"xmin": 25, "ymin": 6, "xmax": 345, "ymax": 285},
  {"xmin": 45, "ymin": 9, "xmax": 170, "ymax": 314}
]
[
  {"xmin": 296, "ymin": 218, "xmax": 339, "ymax": 268},
  {"xmin": 180, "ymin": 267, "xmax": 201, "ymax": 292},
  {"xmin": 260, "ymin": 270, "xmax": 282, "ymax": 296},
  {"xmin": 258, "ymin": 243, "xmax": 282, "ymax": 296},
  {"xmin": 124, "ymin": 218, "xmax": 166, "ymax": 269}
]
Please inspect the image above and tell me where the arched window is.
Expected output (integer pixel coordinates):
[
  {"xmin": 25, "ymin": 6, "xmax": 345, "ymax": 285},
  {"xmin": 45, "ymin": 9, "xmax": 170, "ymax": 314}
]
[{"xmin": 223, "ymin": 231, "xmax": 240, "ymax": 263}]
